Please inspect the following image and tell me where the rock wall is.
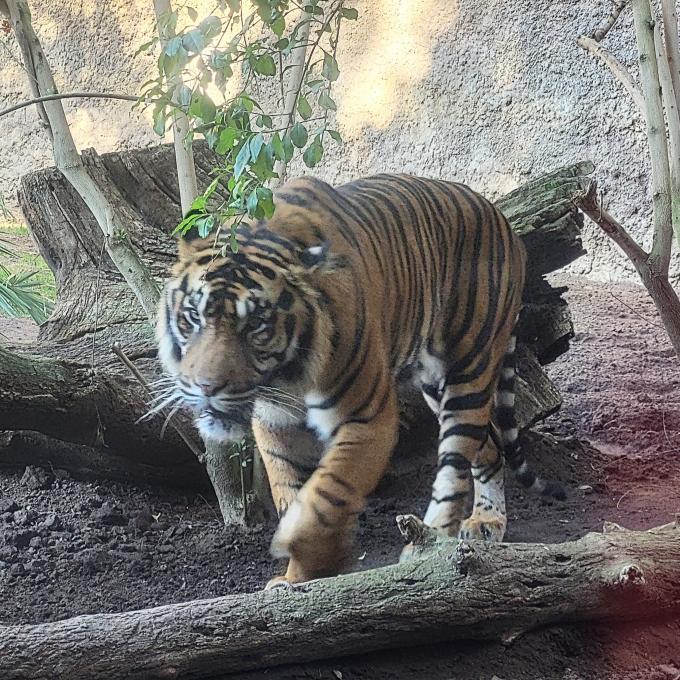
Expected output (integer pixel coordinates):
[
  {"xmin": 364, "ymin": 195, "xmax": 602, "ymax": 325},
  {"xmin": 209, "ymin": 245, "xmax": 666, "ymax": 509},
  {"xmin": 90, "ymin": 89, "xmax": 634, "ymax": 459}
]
[{"xmin": 0, "ymin": 0, "xmax": 665, "ymax": 281}]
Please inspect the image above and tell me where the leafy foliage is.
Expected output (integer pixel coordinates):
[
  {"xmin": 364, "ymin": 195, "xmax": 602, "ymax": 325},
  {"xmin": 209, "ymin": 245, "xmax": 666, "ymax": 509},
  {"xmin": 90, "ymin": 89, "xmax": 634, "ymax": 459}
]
[
  {"xmin": 139, "ymin": 0, "xmax": 356, "ymax": 246},
  {"xmin": 0, "ymin": 238, "xmax": 54, "ymax": 324}
]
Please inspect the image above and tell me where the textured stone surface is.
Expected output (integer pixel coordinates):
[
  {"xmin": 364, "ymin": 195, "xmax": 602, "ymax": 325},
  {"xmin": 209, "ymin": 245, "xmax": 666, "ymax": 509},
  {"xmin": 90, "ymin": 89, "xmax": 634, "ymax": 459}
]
[{"xmin": 0, "ymin": 0, "xmax": 665, "ymax": 280}]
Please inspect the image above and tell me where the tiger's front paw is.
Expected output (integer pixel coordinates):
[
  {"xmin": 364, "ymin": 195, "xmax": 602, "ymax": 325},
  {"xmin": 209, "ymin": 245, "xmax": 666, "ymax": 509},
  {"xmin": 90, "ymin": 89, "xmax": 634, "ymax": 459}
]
[
  {"xmin": 270, "ymin": 498, "xmax": 352, "ymax": 583},
  {"xmin": 264, "ymin": 575, "xmax": 296, "ymax": 591},
  {"xmin": 458, "ymin": 512, "xmax": 506, "ymax": 542}
]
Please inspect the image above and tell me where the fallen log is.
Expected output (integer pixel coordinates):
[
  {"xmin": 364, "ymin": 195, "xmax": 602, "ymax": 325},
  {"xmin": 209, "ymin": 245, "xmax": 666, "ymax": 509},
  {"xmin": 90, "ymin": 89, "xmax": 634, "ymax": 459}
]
[
  {"xmin": 0, "ymin": 430, "xmax": 207, "ymax": 490},
  {"xmin": 1, "ymin": 520, "xmax": 677, "ymax": 679},
  {"xmin": 0, "ymin": 344, "xmax": 196, "ymax": 469}
]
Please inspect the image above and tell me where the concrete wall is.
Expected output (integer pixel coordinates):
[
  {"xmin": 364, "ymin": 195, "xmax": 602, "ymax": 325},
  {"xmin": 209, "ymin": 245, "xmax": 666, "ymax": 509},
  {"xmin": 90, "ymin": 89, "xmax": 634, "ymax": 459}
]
[{"xmin": 0, "ymin": 0, "xmax": 662, "ymax": 281}]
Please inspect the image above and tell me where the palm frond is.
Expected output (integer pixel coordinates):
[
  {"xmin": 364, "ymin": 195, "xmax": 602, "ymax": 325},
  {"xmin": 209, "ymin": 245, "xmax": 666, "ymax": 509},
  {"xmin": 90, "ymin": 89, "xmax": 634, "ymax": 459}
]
[{"xmin": 0, "ymin": 269, "xmax": 54, "ymax": 324}]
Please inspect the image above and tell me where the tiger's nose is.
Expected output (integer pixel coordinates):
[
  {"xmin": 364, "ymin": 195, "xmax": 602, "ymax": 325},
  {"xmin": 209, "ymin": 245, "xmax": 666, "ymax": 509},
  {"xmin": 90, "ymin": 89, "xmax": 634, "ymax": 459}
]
[{"xmin": 195, "ymin": 379, "xmax": 221, "ymax": 397}]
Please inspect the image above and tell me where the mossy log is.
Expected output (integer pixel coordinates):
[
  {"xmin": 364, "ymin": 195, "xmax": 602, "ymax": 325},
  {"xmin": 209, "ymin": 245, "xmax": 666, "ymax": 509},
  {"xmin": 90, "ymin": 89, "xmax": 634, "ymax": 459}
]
[
  {"xmin": 0, "ymin": 149, "xmax": 592, "ymax": 484},
  {"xmin": 0, "ymin": 520, "xmax": 677, "ymax": 679}
]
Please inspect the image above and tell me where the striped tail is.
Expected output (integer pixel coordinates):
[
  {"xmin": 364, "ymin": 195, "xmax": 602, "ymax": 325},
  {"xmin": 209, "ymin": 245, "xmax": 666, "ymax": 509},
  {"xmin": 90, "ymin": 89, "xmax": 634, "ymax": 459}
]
[{"xmin": 495, "ymin": 336, "xmax": 566, "ymax": 500}]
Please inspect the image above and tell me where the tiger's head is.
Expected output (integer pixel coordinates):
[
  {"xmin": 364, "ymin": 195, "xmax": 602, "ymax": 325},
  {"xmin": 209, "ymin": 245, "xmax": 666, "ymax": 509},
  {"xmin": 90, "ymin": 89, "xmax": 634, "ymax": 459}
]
[{"xmin": 157, "ymin": 230, "xmax": 338, "ymax": 442}]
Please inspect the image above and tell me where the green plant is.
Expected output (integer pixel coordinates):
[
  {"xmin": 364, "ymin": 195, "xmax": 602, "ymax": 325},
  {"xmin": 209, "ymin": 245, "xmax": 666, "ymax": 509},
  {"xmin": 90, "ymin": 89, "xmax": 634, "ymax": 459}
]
[
  {"xmin": 0, "ymin": 238, "xmax": 54, "ymax": 324},
  {"xmin": 140, "ymin": 0, "xmax": 356, "ymax": 249}
]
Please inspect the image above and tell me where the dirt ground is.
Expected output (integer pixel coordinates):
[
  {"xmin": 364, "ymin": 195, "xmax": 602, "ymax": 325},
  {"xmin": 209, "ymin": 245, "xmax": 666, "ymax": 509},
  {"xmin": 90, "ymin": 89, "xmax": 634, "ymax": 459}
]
[{"xmin": 1, "ymin": 274, "xmax": 680, "ymax": 679}]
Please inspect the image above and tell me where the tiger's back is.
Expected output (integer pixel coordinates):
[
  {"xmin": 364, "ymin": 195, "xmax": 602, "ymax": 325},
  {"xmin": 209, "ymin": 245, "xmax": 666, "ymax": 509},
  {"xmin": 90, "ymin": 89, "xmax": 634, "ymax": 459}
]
[{"xmin": 271, "ymin": 174, "xmax": 525, "ymax": 381}]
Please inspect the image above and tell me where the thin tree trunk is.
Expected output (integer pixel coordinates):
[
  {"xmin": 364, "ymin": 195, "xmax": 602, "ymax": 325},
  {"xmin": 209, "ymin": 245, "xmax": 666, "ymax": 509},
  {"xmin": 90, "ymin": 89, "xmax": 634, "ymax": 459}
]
[
  {"xmin": 632, "ymin": 0, "xmax": 673, "ymax": 273},
  {"xmin": 654, "ymin": 9, "xmax": 680, "ymax": 244},
  {"xmin": 153, "ymin": 0, "xmax": 198, "ymax": 216},
  {"xmin": 271, "ymin": 10, "xmax": 311, "ymax": 187}
]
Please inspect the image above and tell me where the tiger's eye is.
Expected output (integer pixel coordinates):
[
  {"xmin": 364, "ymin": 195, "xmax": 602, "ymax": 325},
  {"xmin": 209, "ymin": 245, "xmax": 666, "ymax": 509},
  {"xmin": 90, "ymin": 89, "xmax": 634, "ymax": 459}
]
[{"xmin": 185, "ymin": 307, "xmax": 201, "ymax": 324}]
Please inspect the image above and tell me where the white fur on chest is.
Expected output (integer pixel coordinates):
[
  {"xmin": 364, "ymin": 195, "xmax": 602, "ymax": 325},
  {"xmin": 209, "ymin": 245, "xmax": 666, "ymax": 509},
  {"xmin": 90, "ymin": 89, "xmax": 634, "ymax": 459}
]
[{"xmin": 304, "ymin": 392, "xmax": 340, "ymax": 441}]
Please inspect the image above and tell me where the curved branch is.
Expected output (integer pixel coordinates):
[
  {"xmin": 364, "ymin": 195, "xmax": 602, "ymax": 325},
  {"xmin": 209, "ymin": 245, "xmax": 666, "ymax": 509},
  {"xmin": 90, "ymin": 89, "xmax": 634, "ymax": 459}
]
[
  {"xmin": 576, "ymin": 179, "xmax": 649, "ymax": 272},
  {"xmin": 0, "ymin": 91, "xmax": 139, "ymax": 119},
  {"xmin": 577, "ymin": 35, "xmax": 645, "ymax": 114},
  {"xmin": 592, "ymin": 0, "xmax": 630, "ymax": 42}
]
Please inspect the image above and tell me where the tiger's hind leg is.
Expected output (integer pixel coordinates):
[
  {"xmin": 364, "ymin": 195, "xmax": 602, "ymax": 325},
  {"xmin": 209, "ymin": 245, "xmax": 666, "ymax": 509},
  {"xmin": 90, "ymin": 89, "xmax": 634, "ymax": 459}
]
[
  {"xmin": 458, "ymin": 425, "xmax": 507, "ymax": 542},
  {"xmin": 422, "ymin": 376, "xmax": 494, "ymax": 537}
]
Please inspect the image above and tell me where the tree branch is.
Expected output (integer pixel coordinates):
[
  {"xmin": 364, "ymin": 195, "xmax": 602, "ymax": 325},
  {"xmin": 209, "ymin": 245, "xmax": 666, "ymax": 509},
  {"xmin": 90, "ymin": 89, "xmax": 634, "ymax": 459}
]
[
  {"xmin": 632, "ymin": 0, "xmax": 673, "ymax": 276},
  {"xmin": 0, "ymin": 91, "xmax": 138, "ymax": 119},
  {"xmin": 576, "ymin": 35, "xmax": 645, "ymax": 114},
  {"xmin": 576, "ymin": 179, "xmax": 649, "ymax": 272},
  {"xmin": 592, "ymin": 0, "xmax": 630, "ymax": 42}
]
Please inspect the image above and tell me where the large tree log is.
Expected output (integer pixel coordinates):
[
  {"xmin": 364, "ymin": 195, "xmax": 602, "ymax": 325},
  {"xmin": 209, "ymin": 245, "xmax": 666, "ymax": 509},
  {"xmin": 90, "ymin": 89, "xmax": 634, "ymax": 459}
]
[
  {"xmin": 1, "ymin": 150, "xmax": 591, "ymax": 483},
  {"xmin": 0, "ymin": 521, "xmax": 677, "ymax": 679}
]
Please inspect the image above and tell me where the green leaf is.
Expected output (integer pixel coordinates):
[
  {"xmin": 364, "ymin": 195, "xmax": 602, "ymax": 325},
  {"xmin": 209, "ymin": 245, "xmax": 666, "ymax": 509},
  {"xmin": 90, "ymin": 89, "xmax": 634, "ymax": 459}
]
[
  {"xmin": 303, "ymin": 4, "xmax": 324, "ymax": 15},
  {"xmin": 290, "ymin": 122, "xmax": 308, "ymax": 148},
  {"xmin": 340, "ymin": 7, "xmax": 358, "ymax": 19},
  {"xmin": 253, "ymin": 54, "xmax": 276, "ymax": 76},
  {"xmin": 318, "ymin": 91, "xmax": 337, "ymax": 111},
  {"xmin": 303, "ymin": 138, "xmax": 323, "ymax": 168},
  {"xmin": 182, "ymin": 28, "xmax": 206, "ymax": 54},
  {"xmin": 177, "ymin": 84, "xmax": 193, "ymax": 109},
  {"xmin": 256, "ymin": 187, "xmax": 275, "ymax": 218},
  {"xmin": 210, "ymin": 50, "xmax": 230, "ymax": 70},
  {"xmin": 216, "ymin": 127, "xmax": 238, "ymax": 155},
  {"xmin": 322, "ymin": 53, "xmax": 340, "ymax": 82},
  {"xmin": 297, "ymin": 95, "xmax": 312, "ymax": 120},
  {"xmin": 189, "ymin": 93, "xmax": 216, "ymax": 122},
  {"xmin": 249, "ymin": 132, "xmax": 264, "ymax": 159},
  {"xmin": 246, "ymin": 190, "xmax": 259, "ymax": 216},
  {"xmin": 233, "ymin": 142, "xmax": 251, "ymax": 180},
  {"xmin": 306, "ymin": 78, "xmax": 324, "ymax": 92},
  {"xmin": 271, "ymin": 132, "xmax": 285, "ymax": 160},
  {"xmin": 282, "ymin": 134, "xmax": 295, "ymax": 161},
  {"xmin": 164, "ymin": 36, "xmax": 183, "ymax": 57},
  {"xmin": 135, "ymin": 37, "xmax": 158, "ymax": 57},
  {"xmin": 274, "ymin": 37, "xmax": 289, "ymax": 50},
  {"xmin": 271, "ymin": 15, "xmax": 285, "ymax": 37},
  {"xmin": 196, "ymin": 215, "xmax": 216, "ymax": 237},
  {"xmin": 187, "ymin": 6, "xmax": 198, "ymax": 21},
  {"xmin": 327, "ymin": 129, "xmax": 343, "ymax": 144},
  {"xmin": 256, "ymin": 114, "xmax": 273, "ymax": 128},
  {"xmin": 199, "ymin": 16, "xmax": 222, "ymax": 40},
  {"xmin": 152, "ymin": 106, "xmax": 166, "ymax": 136}
]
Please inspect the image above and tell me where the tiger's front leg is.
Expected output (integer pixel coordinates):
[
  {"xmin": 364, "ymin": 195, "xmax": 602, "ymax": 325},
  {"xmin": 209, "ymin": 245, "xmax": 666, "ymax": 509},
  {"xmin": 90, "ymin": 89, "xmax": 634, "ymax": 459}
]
[
  {"xmin": 267, "ymin": 376, "xmax": 398, "ymax": 587},
  {"xmin": 252, "ymin": 409, "xmax": 323, "ymax": 519}
]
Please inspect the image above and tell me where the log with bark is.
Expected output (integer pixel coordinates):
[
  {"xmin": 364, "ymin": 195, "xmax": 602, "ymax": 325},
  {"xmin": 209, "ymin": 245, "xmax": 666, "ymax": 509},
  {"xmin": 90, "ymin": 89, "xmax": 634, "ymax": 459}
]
[
  {"xmin": 0, "ymin": 519, "xmax": 677, "ymax": 679},
  {"xmin": 0, "ymin": 147, "xmax": 592, "ymax": 486}
]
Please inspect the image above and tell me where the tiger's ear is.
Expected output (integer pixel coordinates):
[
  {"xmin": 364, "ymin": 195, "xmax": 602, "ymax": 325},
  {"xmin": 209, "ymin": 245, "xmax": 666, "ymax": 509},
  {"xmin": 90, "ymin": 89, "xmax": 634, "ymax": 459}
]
[
  {"xmin": 176, "ymin": 230, "xmax": 207, "ymax": 261},
  {"xmin": 298, "ymin": 242, "xmax": 345, "ymax": 273}
]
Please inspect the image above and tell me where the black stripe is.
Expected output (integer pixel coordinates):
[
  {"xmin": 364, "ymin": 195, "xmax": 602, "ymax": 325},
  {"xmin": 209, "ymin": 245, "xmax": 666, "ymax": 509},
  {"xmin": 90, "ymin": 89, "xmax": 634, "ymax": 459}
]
[
  {"xmin": 442, "ymin": 382, "xmax": 495, "ymax": 412},
  {"xmin": 438, "ymin": 452, "xmax": 469, "ymax": 470},
  {"xmin": 261, "ymin": 448, "xmax": 316, "ymax": 476},
  {"xmin": 439, "ymin": 423, "xmax": 488, "ymax": 442},
  {"xmin": 431, "ymin": 491, "xmax": 468, "ymax": 504},
  {"xmin": 316, "ymin": 487, "xmax": 348, "ymax": 508}
]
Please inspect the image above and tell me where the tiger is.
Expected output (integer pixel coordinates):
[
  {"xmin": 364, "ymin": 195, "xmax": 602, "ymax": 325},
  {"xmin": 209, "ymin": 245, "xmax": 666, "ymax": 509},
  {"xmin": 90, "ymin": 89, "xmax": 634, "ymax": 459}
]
[{"xmin": 157, "ymin": 173, "xmax": 564, "ymax": 587}]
